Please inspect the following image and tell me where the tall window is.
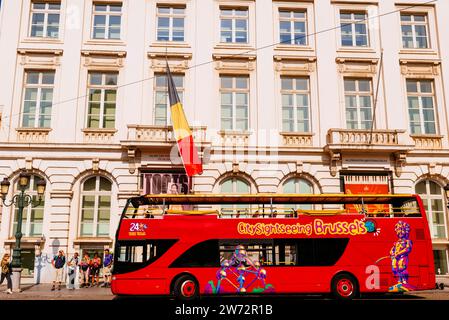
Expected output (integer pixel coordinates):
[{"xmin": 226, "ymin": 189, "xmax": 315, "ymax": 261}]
[
  {"xmin": 87, "ymin": 72, "xmax": 117, "ymax": 129},
  {"xmin": 220, "ymin": 178, "xmax": 250, "ymax": 216},
  {"xmin": 281, "ymin": 77, "xmax": 310, "ymax": 132},
  {"xmin": 80, "ymin": 176, "xmax": 112, "ymax": 237},
  {"xmin": 407, "ymin": 79, "xmax": 436, "ymax": 134},
  {"xmin": 12, "ymin": 175, "xmax": 45, "ymax": 237},
  {"xmin": 415, "ymin": 180, "xmax": 447, "ymax": 239},
  {"xmin": 282, "ymin": 178, "xmax": 313, "ymax": 210},
  {"xmin": 22, "ymin": 71, "xmax": 54, "ymax": 128},
  {"xmin": 220, "ymin": 75, "xmax": 249, "ymax": 131},
  {"xmin": 157, "ymin": 6, "xmax": 185, "ymax": 41},
  {"xmin": 434, "ymin": 250, "xmax": 448, "ymax": 275},
  {"xmin": 154, "ymin": 73, "xmax": 184, "ymax": 126},
  {"xmin": 29, "ymin": 2, "xmax": 60, "ymax": 38},
  {"xmin": 279, "ymin": 10, "xmax": 307, "ymax": 45},
  {"xmin": 401, "ymin": 13, "xmax": 429, "ymax": 49},
  {"xmin": 344, "ymin": 78, "xmax": 373, "ymax": 130},
  {"xmin": 220, "ymin": 8, "xmax": 248, "ymax": 43},
  {"xmin": 340, "ymin": 11, "xmax": 368, "ymax": 47},
  {"xmin": 92, "ymin": 3, "xmax": 122, "ymax": 40}
]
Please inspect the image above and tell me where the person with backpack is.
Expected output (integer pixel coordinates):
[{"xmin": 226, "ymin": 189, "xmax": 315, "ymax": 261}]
[
  {"xmin": 66, "ymin": 252, "xmax": 79, "ymax": 290},
  {"xmin": 101, "ymin": 249, "xmax": 113, "ymax": 288},
  {"xmin": 79, "ymin": 252, "xmax": 90, "ymax": 288},
  {"xmin": 52, "ymin": 250, "xmax": 66, "ymax": 291},
  {"xmin": 0, "ymin": 253, "xmax": 13, "ymax": 294}
]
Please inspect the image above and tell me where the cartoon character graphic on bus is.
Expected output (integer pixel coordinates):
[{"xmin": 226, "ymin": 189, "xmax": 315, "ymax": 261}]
[
  {"xmin": 388, "ymin": 221, "xmax": 414, "ymax": 292},
  {"xmin": 205, "ymin": 245, "xmax": 274, "ymax": 294}
]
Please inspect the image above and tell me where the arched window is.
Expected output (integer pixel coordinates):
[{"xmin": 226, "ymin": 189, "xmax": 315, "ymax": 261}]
[
  {"xmin": 220, "ymin": 177, "xmax": 250, "ymax": 217},
  {"xmin": 12, "ymin": 175, "xmax": 45, "ymax": 237},
  {"xmin": 80, "ymin": 176, "xmax": 112, "ymax": 237},
  {"xmin": 282, "ymin": 178, "xmax": 314, "ymax": 210},
  {"xmin": 415, "ymin": 180, "xmax": 447, "ymax": 239}
]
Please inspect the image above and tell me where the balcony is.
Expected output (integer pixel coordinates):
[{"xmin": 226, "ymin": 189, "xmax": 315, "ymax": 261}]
[
  {"xmin": 280, "ymin": 132, "xmax": 313, "ymax": 147},
  {"xmin": 411, "ymin": 134, "xmax": 443, "ymax": 150},
  {"xmin": 326, "ymin": 129, "xmax": 414, "ymax": 152},
  {"xmin": 82, "ymin": 128, "xmax": 117, "ymax": 144},
  {"xmin": 16, "ymin": 128, "xmax": 51, "ymax": 143},
  {"xmin": 217, "ymin": 130, "xmax": 251, "ymax": 147},
  {"xmin": 123, "ymin": 125, "xmax": 208, "ymax": 148}
]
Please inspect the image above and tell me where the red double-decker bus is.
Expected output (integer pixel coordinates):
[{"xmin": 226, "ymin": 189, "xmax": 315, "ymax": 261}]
[{"xmin": 111, "ymin": 194, "xmax": 435, "ymax": 299}]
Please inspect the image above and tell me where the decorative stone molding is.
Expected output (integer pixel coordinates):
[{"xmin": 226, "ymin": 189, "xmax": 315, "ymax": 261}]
[
  {"xmin": 213, "ymin": 54, "xmax": 256, "ymax": 72},
  {"xmin": 296, "ymin": 161, "xmax": 303, "ymax": 174},
  {"xmin": 25, "ymin": 157, "xmax": 33, "ymax": 171},
  {"xmin": 92, "ymin": 158, "xmax": 100, "ymax": 172},
  {"xmin": 148, "ymin": 52, "xmax": 192, "ymax": 73},
  {"xmin": 127, "ymin": 147, "xmax": 136, "ymax": 174},
  {"xmin": 329, "ymin": 151, "xmax": 341, "ymax": 177},
  {"xmin": 400, "ymin": 60, "xmax": 441, "ymax": 76},
  {"xmin": 126, "ymin": 125, "xmax": 207, "ymax": 143},
  {"xmin": 16, "ymin": 127, "xmax": 51, "ymax": 143},
  {"xmin": 49, "ymin": 190, "xmax": 74, "ymax": 199},
  {"xmin": 328, "ymin": 129, "xmax": 402, "ymax": 146},
  {"xmin": 232, "ymin": 162, "xmax": 239, "ymax": 173},
  {"xmin": 81, "ymin": 50, "xmax": 127, "ymax": 68},
  {"xmin": 218, "ymin": 130, "xmax": 251, "ymax": 146},
  {"xmin": 17, "ymin": 49, "xmax": 63, "ymax": 67},
  {"xmin": 411, "ymin": 134, "xmax": 443, "ymax": 149},
  {"xmin": 394, "ymin": 152, "xmax": 407, "ymax": 177},
  {"xmin": 280, "ymin": 132, "xmax": 313, "ymax": 147},
  {"xmin": 274, "ymin": 56, "xmax": 316, "ymax": 74},
  {"xmin": 336, "ymin": 57, "xmax": 378, "ymax": 75},
  {"xmin": 82, "ymin": 128, "xmax": 117, "ymax": 143}
]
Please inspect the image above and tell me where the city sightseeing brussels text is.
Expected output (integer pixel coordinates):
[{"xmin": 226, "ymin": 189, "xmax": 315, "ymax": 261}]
[{"xmin": 237, "ymin": 219, "xmax": 367, "ymax": 237}]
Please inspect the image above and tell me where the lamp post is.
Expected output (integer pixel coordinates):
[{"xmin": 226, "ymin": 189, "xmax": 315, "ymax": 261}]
[
  {"xmin": 444, "ymin": 184, "xmax": 449, "ymax": 209},
  {"xmin": 0, "ymin": 172, "xmax": 46, "ymax": 292}
]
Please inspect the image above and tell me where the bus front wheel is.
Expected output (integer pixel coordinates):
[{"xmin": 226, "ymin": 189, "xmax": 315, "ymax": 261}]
[
  {"xmin": 173, "ymin": 275, "xmax": 199, "ymax": 300},
  {"xmin": 331, "ymin": 273, "xmax": 359, "ymax": 300}
]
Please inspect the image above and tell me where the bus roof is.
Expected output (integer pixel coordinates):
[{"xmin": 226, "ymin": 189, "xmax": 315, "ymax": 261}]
[{"xmin": 131, "ymin": 193, "xmax": 418, "ymax": 206}]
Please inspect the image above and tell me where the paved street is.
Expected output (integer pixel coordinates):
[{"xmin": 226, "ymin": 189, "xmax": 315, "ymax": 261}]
[{"xmin": 1, "ymin": 283, "xmax": 448, "ymax": 300}]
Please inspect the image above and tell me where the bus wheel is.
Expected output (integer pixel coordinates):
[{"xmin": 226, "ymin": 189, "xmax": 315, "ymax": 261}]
[
  {"xmin": 331, "ymin": 273, "xmax": 359, "ymax": 300},
  {"xmin": 173, "ymin": 275, "xmax": 199, "ymax": 300}
]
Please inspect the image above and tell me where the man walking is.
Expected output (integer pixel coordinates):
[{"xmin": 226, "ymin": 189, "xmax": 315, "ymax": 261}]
[{"xmin": 52, "ymin": 250, "xmax": 66, "ymax": 291}]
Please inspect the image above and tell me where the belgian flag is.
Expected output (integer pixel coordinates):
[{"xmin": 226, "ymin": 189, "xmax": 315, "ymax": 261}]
[{"xmin": 166, "ymin": 63, "xmax": 203, "ymax": 176}]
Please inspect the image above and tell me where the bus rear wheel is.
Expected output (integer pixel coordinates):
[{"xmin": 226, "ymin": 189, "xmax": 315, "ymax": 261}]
[
  {"xmin": 173, "ymin": 275, "xmax": 199, "ymax": 300},
  {"xmin": 331, "ymin": 273, "xmax": 359, "ymax": 300}
]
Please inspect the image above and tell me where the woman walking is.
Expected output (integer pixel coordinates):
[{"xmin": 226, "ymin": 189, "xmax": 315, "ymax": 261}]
[
  {"xmin": 0, "ymin": 253, "xmax": 13, "ymax": 294},
  {"xmin": 90, "ymin": 252, "xmax": 101, "ymax": 287}
]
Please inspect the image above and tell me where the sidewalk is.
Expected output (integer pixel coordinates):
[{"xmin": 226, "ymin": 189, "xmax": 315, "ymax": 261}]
[{"xmin": 0, "ymin": 283, "xmax": 114, "ymax": 300}]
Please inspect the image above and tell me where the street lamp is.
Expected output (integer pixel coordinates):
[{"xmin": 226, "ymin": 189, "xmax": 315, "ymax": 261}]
[
  {"xmin": 444, "ymin": 184, "xmax": 449, "ymax": 208},
  {"xmin": 0, "ymin": 172, "xmax": 46, "ymax": 292}
]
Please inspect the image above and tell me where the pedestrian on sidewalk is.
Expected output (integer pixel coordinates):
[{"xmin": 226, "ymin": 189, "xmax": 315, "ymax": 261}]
[
  {"xmin": 79, "ymin": 252, "xmax": 90, "ymax": 288},
  {"xmin": 90, "ymin": 252, "xmax": 101, "ymax": 287},
  {"xmin": 52, "ymin": 250, "xmax": 66, "ymax": 291},
  {"xmin": 101, "ymin": 249, "xmax": 113, "ymax": 288},
  {"xmin": 0, "ymin": 253, "xmax": 13, "ymax": 294},
  {"xmin": 66, "ymin": 252, "xmax": 79, "ymax": 290}
]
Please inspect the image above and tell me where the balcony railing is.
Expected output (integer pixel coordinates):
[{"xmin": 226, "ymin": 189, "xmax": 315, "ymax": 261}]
[
  {"xmin": 327, "ymin": 129, "xmax": 405, "ymax": 146},
  {"xmin": 411, "ymin": 134, "xmax": 443, "ymax": 149},
  {"xmin": 16, "ymin": 128, "xmax": 51, "ymax": 143},
  {"xmin": 280, "ymin": 132, "xmax": 313, "ymax": 147},
  {"xmin": 126, "ymin": 125, "xmax": 207, "ymax": 143},
  {"xmin": 82, "ymin": 128, "xmax": 117, "ymax": 143}
]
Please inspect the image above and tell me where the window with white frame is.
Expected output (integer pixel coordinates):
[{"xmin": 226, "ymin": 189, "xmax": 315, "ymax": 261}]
[
  {"xmin": 29, "ymin": 2, "xmax": 61, "ymax": 38},
  {"xmin": 407, "ymin": 79, "xmax": 437, "ymax": 134},
  {"xmin": 220, "ymin": 75, "xmax": 249, "ymax": 131},
  {"xmin": 401, "ymin": 13, "xmax": 429, "ymax": 49},
  {"xmin": 220, "ymin": 177, "xmax": 250, "ymax": 216},
  {"xmin": 154, "ymin": 73, "xmax": 184, "ymax": 126},
  {"xmin": 281, "ymin": 77, "xmax": 310, "ymax": 132},
  {"xmin": 92, "ymin": 3, "xmax": 122, "ymax": 40},
  {"xmin": 433, "ymin": 250, "xmax": 448, "ymax": 275},
  {"xmin": 22, "ymin": 71, "xmax": 55, "ymax": 128},
  {"xmin": 80, "ymin": 176, "xmax": 112, "ymax": 237},
  {"xmin": 415, "ymin": 180, "xmax": 447, "ymax": 239},
  {"xmin": 344, "ymin": 78, "xmax": 373, "ymax": 130},
  {"xmin": 220, "ymin": 8, "xmax": 248, "ymax": 43},
  {"xmin": 156, "ymin": 6, "xmax": 185, "ymax": 41},
  {"xmin": 282, "ymin": 178, "xmax": 313, "ymax": 210},
  {"xmin": 87, "ymin": 72, "xmax": 117, "ymax": 129},
  {"xmin": 340, "ymin": 11, "xmax": 369, "ymax": 47},
  {"xmin": 279, "ymin": 10, "xmax": 307, "ymax": 45},
  {"xmin": 12, "ymin": 175, "xmax": 45, "ymax": 237}
]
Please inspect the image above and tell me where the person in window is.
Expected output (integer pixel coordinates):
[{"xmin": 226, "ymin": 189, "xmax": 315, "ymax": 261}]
[
  {"xmin": 79, "ymin": 252, "xmax": 90, "ymax": 288},
  {"xmin": 66, "ymin": 252, "xmax": 79, "ymax": 290},
  {"xmin": 51, "ymin": 250, "xmax": 66, "ymax": 291},
  {"xmin": 101, "ymin": 249, "xmax": 113, "ymax": 288},
  {"xmin": 90, "ymin": 252, "xmax": 102, "ymax": 287},
  {"xmin": 0, "ymin": 253, "xmax": 13, "ymax": 294}
]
